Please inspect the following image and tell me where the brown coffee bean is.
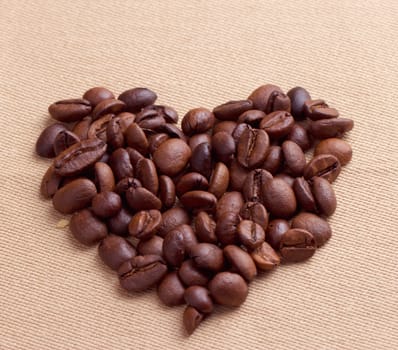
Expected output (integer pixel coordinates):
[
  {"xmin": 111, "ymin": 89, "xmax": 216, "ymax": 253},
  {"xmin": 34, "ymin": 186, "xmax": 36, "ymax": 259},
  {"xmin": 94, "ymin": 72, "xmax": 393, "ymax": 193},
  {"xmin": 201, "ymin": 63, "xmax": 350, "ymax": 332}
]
[
  {"xmin": 72, "ymin": 116, "xmax": 92, "ymax": 140},
  {"xmin": 128, "ymin": 210, "xmax": 162, "ymax": 240},
  {"xmin": 98, "ymin": 235, "xmax": 136, "ymax": 270},
  {"xmin": 237, "ymin": 109, "xmax": 266, "ymax": 127},
  {"xmin": 287, "ymin": 123, "xmax": 311, "ymax": 151},
  {"xmin": 180, "ymin": 191, "xmax": 217, "ymax": 213},
  {"xmin": 311, "ymin": 177, "xmax": 337, "ymax": 216},
  {"xmin": 118, "ymin": 87, "xmax": 157, "ymax": 113},
  {"xmin": 231, "ymin": 123, "xmax": 249, "ymax": 143},
  {"xmin": 183, "ymin": 306, "xmax": 204, "ymax": 335},
  {"xmin": 178, "ymin": 260, "xmax": 210, "ymax": 287},
  {"xmin": 304, "ymin": 154, "xmax": 341, "ymax": 183},
  {"xmin": 69, "ymin": 209, "xmax": 108, "ymax": 245},
  {"xmin": 48, "ymin": 98, "xmax": 92, "ymax": 122},
  {"xmin": 213, "ymin": 100, "xmax": 253, "ymax": 120},
  {"xmin": 237, "ymin": 127, "xmax": 269, "ymax": 169},
  {"xmin": 208, "ymin": 272, "xmax": 248, "ymax": 307},
  {"xmin": 106, "ymin": 117, "xmax": 125, "ymax": 150},
  {"xmin": 136, "ymin": 158, "xmax": 159, "ymax": 195},
  {"xmin": 213, "ymin": 120, "xmax": 238, "ymax": 135},
  {"xmin": 118, "ymin": 112, "xmax": 136, "ymax": 133},
  {"xmin": 215, "ymin": 211, "xmax": 240, "ymax": 246},
  {"xmin": 291, "ymin": 212, "xmax": 331, "ymax": 247},
  {"xmin": 109, "ymin": 148, "xmax": 134, "ymax": 181},
  {"xmin": 274, "ymin": 173, "xmax": 295, "ymax": 188},
  {"xmin": 138, "ymin": 105, "xmax": 178, "ymax": 124},
  {"xmin": 282, "ymin": 140, "xmax": 306, "ymax": 177},
  {"xmin": 248, "ymin": 84, "xmax": 291, "ymax": 113},
  {"xmin": 137, "ymin": 235, "xmax": 164, "ymax": 256},
  {"xmin": 126, "ymin": 187, "xmax": 162, "ymax": 211},
  {"xmin": 92, "ymin": 98, "xmax": 126, "ymax": 120},
  {"xmin": 138, "ymin": 115, "xmax": 166, "ymax": 131},
  {"xmin": 53, "ymin": 130, "xmax": 80, "ymax": 156},
  {"xmin": 262, "ymin": 146, "xmax": 283, "ymax": 175},
  {"xmin": 176, "ymin": 172, "xmax": 209, "ymax": 197},
  {"xmin": 279, "ymin": 228, "xmax": 316, "ymax": 262},
  {"xmin": 126, "ymin": 147, "xmax": 144, "ymax": 168},
  {"xmin": 224, "ymin": 245, "xmax": 257, "ymax": 281},
  {"xmin": 157, "ymin": 207, "xmax": 190, "ymax": 237},
  {"xmin": 161, "ymin": 123, "xmax": 187, "ymax": 140},
  {"xmin": 153, "ymin": 139, "xmax": 191, "ymax": 176},
  {"xmin": 188, "ymin": 133, "xmax": 212, "ymax": 152},
  {"xmin": 216, "ymin": 191, "xmax": 244, "ymax": 218},
  {"xmin": 293, "ymin": 177, "xmax": 317, "ymax": 212},
  {"xmin": 36, "ymin": 123, "xmax": 68, "ymax": 158},
  {"xmin": 159, "ymin": 175, "xmax": 176, "ymax": 209},
  {"xmin": 184, "ymin": 286, "xmax": 213, "ymax": 314},
  {"xmin": 83, "ymin": 87, "xmax": 115, "ymax": 107},
  {"xmin": 250, "ymin": 242, "xmax": 280, "ymax": 271},
  {"xmin": 148, "ymin": 133, "xmax": 169, "ymax": 154},
  {"xmin": 87, "ymin": 113, "xmax": 114, "ymax": 142},
  {"xmin": 240, "ymin": 202, "xmax": 268, "ymax": 230},
  {"xmin": 229, "ymin": 159, "xmax": 250, "ymax": 191},
  {"xmin": 195, "ymin": 211, "xmax": 217, "ymax": 244},
  {"xmin": 118, "ymin": 255, "xmax": 167, "ymax": 292},
  {"xmin": 91, "ymin": 191, "xmax": 122, "ymax": 218},
  {"xmin": 262, "ymin": 178, "xmax": 297, "ymax": 218},
  {"xmin": 107, "ymin": 207, "xmax": 133, "ymax": 237},
  {"xmin": 114, "ymin": 177, "xmax": 141, "ymax": 197},
  {"xmin": 157, "ymin": 272, "xmax": 185, "ymax": 306},
  {"xmin": 242, "ymin": 169, "xmax": 273, "ymax": 203},
  {"xmin": 94, "ymin": 162, "xmax": 115, "ymax": 192},
  {"xmin": 314, "ymin": 138, "xmax": 352, "ymax": 165},
  {"xmin": 40, "ymin": 165, "xmax": 63, "ymax": 198},
  {"xmin": 310, "ymin": 118, "xmax": 354, "ymax": 139},
  {"xmin": 190, "ymin": 142, "xmax": 212, "ymax": 179},
  {"xmin": 53, "ymin": 178, "xmax": 97, "ymax": 214},
  {"xmin": 190, "ymin": 243, "xmax": 224, "ymax": 272},
  {"xmin": 237, "ymin": 220, "xmax": 265, "ymax": 250},
  {"xmin": 304, "ymin": 99, "xmax": 339, "ymax": 120},
  {"xmin": 212, "ymin": 131, "xmax": 236, "ymax": 164},
  {"xmin": 260, "ymin": 111, "xmax": 295, "ymax": 140},
  {"xmin": 125, "ymin": 123, "xmax": 149, "ymax": 155},
  {"xmin": 163, "ymin": 227, "xmax": 185, "ymax": 267},
  {"xmin": 208, "ymin": 162, "xmax": 229, "ymax": 198},
  {"xmin": 174, "ymin": 224, "xmax": 198, "ymax": 255},
  {"xmin": 266, "ymin": 219, "xmax": 290, "ymax": 250},
  {"xmin": 182, "ymin": 108, "xmax": 215, "ymax": 135},
  {"xmin": 287, "ymin": 87, "xmax": 311, "ymax": 120}
]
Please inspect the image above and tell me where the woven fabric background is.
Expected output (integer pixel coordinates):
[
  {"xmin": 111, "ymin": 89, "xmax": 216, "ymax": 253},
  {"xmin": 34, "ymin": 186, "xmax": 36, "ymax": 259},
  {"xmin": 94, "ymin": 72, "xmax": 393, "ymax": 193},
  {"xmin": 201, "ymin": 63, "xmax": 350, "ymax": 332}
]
[{"xmin": 1, "ymin": 1, "xmax": 397, "ymax": 349}]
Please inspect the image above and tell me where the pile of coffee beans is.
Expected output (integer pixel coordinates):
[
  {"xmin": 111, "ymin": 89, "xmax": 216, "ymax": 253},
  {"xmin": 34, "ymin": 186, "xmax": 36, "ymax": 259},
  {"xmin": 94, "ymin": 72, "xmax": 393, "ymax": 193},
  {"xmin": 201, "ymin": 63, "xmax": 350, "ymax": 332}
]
[{"xmin": 36, "ymin": 84, "xmax": 353, "ymax": 334}]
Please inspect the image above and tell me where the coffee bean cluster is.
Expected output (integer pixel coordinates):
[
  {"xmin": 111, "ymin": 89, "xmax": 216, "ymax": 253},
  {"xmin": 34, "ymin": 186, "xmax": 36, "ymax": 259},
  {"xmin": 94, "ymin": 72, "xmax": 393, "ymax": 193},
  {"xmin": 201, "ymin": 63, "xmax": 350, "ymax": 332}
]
[{"xmin": 36, "ymin": 84, "xmax": 353, "ymax": 335}]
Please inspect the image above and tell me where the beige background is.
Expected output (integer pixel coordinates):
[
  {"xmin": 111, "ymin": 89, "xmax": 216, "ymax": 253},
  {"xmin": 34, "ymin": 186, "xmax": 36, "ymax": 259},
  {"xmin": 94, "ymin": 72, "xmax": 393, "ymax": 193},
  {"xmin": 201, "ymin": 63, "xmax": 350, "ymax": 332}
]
[{"xmin": 1, "ymin": 1, "xmax": 397, "ymax": 349}]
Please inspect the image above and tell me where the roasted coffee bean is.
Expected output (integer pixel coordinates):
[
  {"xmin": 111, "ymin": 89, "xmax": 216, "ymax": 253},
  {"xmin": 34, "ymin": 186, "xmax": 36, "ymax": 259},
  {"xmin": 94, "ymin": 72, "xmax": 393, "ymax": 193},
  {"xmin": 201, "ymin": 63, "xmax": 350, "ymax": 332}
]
[
  {"xmin": 36, "ymin": 123, "xmax": 68, "ymax": 158},
  {"xmin": 211, "ymin": 131, "xmax": 235, "ymax": 164},
  {"xmin": 125, "ymin": 123, "xmax": 149, "ymax": 155},
  {"xmin": 83, "ymin": 87, "xmax": 115, "ymax": 107},
  {"xmin": 262, "ymin": 146, "xmax": 283, "ymax": 175},
  {"xmin": 208, "ymin": 162, "xmax": 229, "ymax": 199},
  {"xmin": 250, "ymin": 242, "xmax": 280, "ymax": 271},
  {"xmin": 118, "ymin": 112, "xmax": 136, "ymax": 132},
  {"xmin": 188, "ymin": 133, "xmax": 212, "ymax": 151},
  {"xmin": 262, "ymin": 178, "xmax": 297, "ymax": 218},
  {"xmin": 293, "ymin": 177, "xmax": 317, "ymax": 212},
  {"xmin": 304, "ymin": 154, "xmax": 341, "ymax": 183},
  {"xmin": 161, "ymin": 123, "xmax": 187, "ymax": 140},
  {"xmin": 53, "ymin": 130, "xmax": 80, "ymax": 156},
  {"xmin": 126, "ymin": 147, "xmax": 144, "ymax": 168},
  {"xmin": 91, "ymin": 191, "xmax": 122, "ymax": 218},
  {"xmin": 109, "ymin": 148, "xmax": 134, "ymax": 181},
  {"xmin": 279, "ymin": 228, "xmax": 316, "ymax": 262},
  {"xmin": 314, "ymin": 138, "xmax": 353, "ymax": 165},
  {"xmin": 195, "ymin": 211, "xmax": 217, "ymax": 244},
  {"xmin": 183, "ymin": 306, "xmax": 204, "ymax": 335},
  {"xmin": 118, "ymin": 87, "xmax": 157, "ymax": 113},
  {"xmin": 287, "ymin": 123, "xmax": 311, "ymax": 151},
  {"xmin": 136, "ymin": 158, "xmax": 159, "ymax": 195},
  {"xmin": 138, "ymin": 115, "xmax": 166, "ymax": 131},
  {"xmin": 137, "ymin": 235, "xmax": 164, "ymax": 256},
  {"xmin": 190, "ymin": 243, "xmax": 224, "ymax": 272},
  {"xmin": 190, "ymin": 142, "xmax": 212, "ymax": 179},
  {"xmin": 274, "ymin": 173, "xmax": 295, "ymax": 188},
  {"xmin": 229, "ymin": 159, "xmax": 250, "ymax": 191},
  {"xmin": 209, "ymin": 272, "xmax": 248, "ymax": 307},
  {"xmin": 48, "ymin": 98, "xmax": 92, "ymax": 122},
  {"xmin": 157, "ymin": 272, "xmax": 185, "ymax": 306},
  {"xmin": 148, "ymin": 133, "xmax": 169, "ymax": 154},
  {"xmin": 114, "ymin": 177, "xmax": 141, "ymax": 197},
  {"xmin": 72, "ymin": 116, "xmax": 92, "ymax": 140},
  {"xmin": 118, "ymin": 255, "xmax": 167, "ymax": 292},
  {"xmin": 291, "ymin": 212, "xmax": 332, "ymax": 247},
  {"xmin": 231, "ymin": 123, "xmax": 249, "ymax": 143},
  {"xmin": 242, "ymin": 169, "xmax": 272, "ymax": 203},
  {"xmin": 213, "ymin": 100, "xmax": 253, "ymax": 121},
  {"xmin": 184, "ymin": 286, "xmax": 213, "ymax": 313},
  {"xmin": 159, "ymin": 175, "xmax": 176, "ymax": 209},
  {"xmin": 213, "ymin": 120, "xmax": 238, "ymax": 136},
  {"xmin": 224, "ymin": 245, "xmax": 257, "ymax": 281},
  {"xmin": 53, "ymin": 178, "xmax": 97, "ymax": 214},
  {"xmin": 311, "ymin": 177, "xmax": 337, "ymax": 216},
  {"xmin": 304, "ymin": 99, "xmax": 339, "ymax": 120},
  {"xmin": 107, "ymin": 207, "xmax": 133, "ymax": 237},
  {"xmin": 216, "ymin": 191, "xmax": 244, "ymax": 218},
  {"xmin": 69, "ymin": 209, "xmax": 107, "ymax": 245},
  {"xmin": 260, "ymin": 111, "xmax": 295, "ymax": 140},
  {"xmin": 92, "ymin": 98, "xmax": 125, "ymax": 120},
  {"xmin": 163, "ymin": 227, "xmax": 185, "ymax": 267},
  {"xmin": 176, "ymin": 172, "xmax": 209, "ymax": 197},
  {"xmin": 94, "ymin": 162, "xmax": 115, "ymax": 192},
  {"xmin": 287, "ymin": 87, "xmax": 311, "ymax": 120},
  {"xmin": 128, "ymin": 210, "xmax": 162, "ymax": 240},
  {"xmin": 237, "ymin": 220, "xmax": 265, "ymax": 250},
  {"xmin": 178, "ymin": 259, "xmax": 210, "ymax": 287},
  {"xmin": 87, "ymin": 113, "xmax": 114, "ymax": 141},
  {"xmin": 98, "ymin": 235, "xmax": 136, "ymax": 270},
  {"xmin": 240, "ymin": 202, "xmax": 268, "ymax": 230},
  {"xmin": 106, "ymin": 117, "xmax": 125, "ymax": 150},
  {"xmin": 237, "ymin": 127, "xmax": 269, "ymax": 169},
  {"xmin": 248, "ymin": 84, "xmax": 291, "ymax": 113},
  {"xmin": 40, "ymin": 165, "xmax": 63, "ymax": 198},
  {"xmin": 215, "ymin": 211, "xmax": 240, "ymax": 246},
  {"xmin": 282, "ymin": 140, "xmax": 306, "ymax": 177},
  {"xmin": 310, "ymin": 118, "xmax": 354, "ymax": 139},
  {"xmin": 126, "ymin": 186, "xmax": 162, "ymax": 211},
  {"xmin": 138, "ymin": 105, "xmax": 178, "ymax": 124},
  {"xmin": 237, "ymin": 109, "xmax": 266, "ymax": 127},
  {"xmin": 173, "ymin": 224, "xmax": 198, "ymax": 255},
  {"xmin": 180, "ymin": 191, "xmax": 217, "ymax": 213},
  {"xmin": 153, "ymin": 139, "xmax": 191, "ymax": 176},
  {"xmin": 157, "ymin": 207, "xmax": 190, "ymax": 237},
  {"xmin": 182, "ymin": 108, "xmax": 215, "ymax": 135}
]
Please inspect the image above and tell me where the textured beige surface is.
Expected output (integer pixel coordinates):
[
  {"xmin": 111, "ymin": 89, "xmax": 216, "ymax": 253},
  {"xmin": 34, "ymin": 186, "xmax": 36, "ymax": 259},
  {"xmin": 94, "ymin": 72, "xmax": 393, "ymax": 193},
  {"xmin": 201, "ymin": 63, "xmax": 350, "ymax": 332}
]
[{"xmin": 1, "ymin": 1, "xmax": 398, "ymax": 349}]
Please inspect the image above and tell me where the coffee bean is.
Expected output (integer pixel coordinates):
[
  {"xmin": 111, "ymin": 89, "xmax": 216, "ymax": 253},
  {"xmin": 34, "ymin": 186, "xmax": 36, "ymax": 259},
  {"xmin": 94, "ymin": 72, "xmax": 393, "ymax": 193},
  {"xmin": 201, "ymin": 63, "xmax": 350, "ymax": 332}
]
[
  {"xmin": 83, "ymin": 87, "xmax": 115, "ymax": 107},
  {"xmin": 36, "ymin": 123, "xmax": 67, "ymax": 158},
  {"xmin": 212, "ymin": 131, "xmax": 236, "ymax": 164},
  {"xmin": 291, "ymin": 212, "xmax": 331, "ymax": 247},
  {"xmin": 237, "ymin": 127, "xmax": 269, "ymax": 169},
  {"xmin": 229, "ymin": 159, "xmax": 249, "ymax": 191},
  {"xmin": 114, "ymin": 177, "xmax": 141, "ymax": 197},
  {"xmin": 262, "ymin": 146, "xmax": 282, "ymax": 175},
  {"xmin": 183, "ymin": 306, "xmax": 204, "ymax": 335},
  {"xmin": 266, "ymin": 219, "xmax": 290, "ymax": 250},
  {"xmin": 159, "ymin": 175, "xmax": 176, "ymax": 209},
  {"xmin": 184, "ymin": 286, "xmax": 213, "ymax": 314},
  {"xmin": 213, "ymin": 120, "xmax": 238, "ymax": 135},
  {"xmin": 279, "ymin": 228, "xmax": 316, "ymax": 262},
  {"xmin": 304, "ymin": 99, "xmax": 339, "ymax": 120},
  {"xmin": 194, "ymin": 211, "xmax": 217, "ymax": 244},
  {"xmin": 126, "ymin": 147, "xmax": 144, "ymax": 168},
  {"xmin": 190, "ymin": 243, "xmax": 224, "ymax": 272},
  {"xmin": 240, "ymin": 202, "xmax": 268, "ymax": 230},
  {"xmin": 98, "ymin": 235, "xmax": 136, "ymax": 270},
  {"xmin": 53, "ymin": 130, "xmax": 80, "ymax": 156},
  {"xmin": 314, "ymin": 138, "xmax": 352, "ymax": 165},
  {"xmin": 310, "ymin": 118, "xmax": 354, "ymax": 139},
  {"xmin": 87, "ymin": 113, "xmax": 114, "ymax": 142},
  {"xmin": 163, "ymin": 227, "xmax": 185, "ymax": 267},
  {"xmin": 126, "ymin": 186, "xmax": 162, "ymax": 211},
  {"xmin": 175, "ymin": 224, "xmax": 198, "ymax": 255},
  {"xmin": 109, "ymin": 148, "xmax": 134, "ymax": 181},
  {"xmin": 118, "ymin": 255, "xmax": 167, "ymax": 292},
  {"xmin": 231, "ymin": 123, "xmax": 249, "ymax": 143},
  {"xmin": 216, "ymin": 191, "xmax": 244, "ymax": 218},
  {"xmin": 129, "ymin": 210, "xmax": 162, "ymax": 240},
  {"xmin": 153, "ymin": 139, "xmax": 191, "ymax": 176},
  {"xmin": 287, "ymin": 123, "xmax": 311, "ymax": 151},
  {"xmin": 293, "ymin": 177, "xmax": 317, "ymax": 212},
  {"xmin": 287, "ymin": 87, "xmax": 311, "ymax": 120},
  {"xmin": 125, "ymin": 123, "xmax": 149, "ymax": 155},
  {"xmin": 94, "ymin": 162, "xmax": 115, "ymax": 192},
  {"xmin": 139, "ymin": 105, "xmax": 179, "ymax": 124},
  {"xmin": 182, "ymin": 108, "xmax": 215, "ymax": 135},
  {"xmin": 304, "ymin": 154, "xmax": 341, "ymax": 183},
  {"xmin": 106, "ymin": 117, "xmax": 125, "ymax": 150},
  {"xmin": 224, "ymin": 245, "xmax": 257, "ymax": 281},
  {"xmin": 282, "ymin": 140, "xmax": 306, "ymax": 177},
  {"xmin": 260, "ymin": 111, "xmax": 295, "ymax": 140},
  {"xmin": 237, "ymin": 220, "xmax": 265, "ymax": 250},
  {"xmin": 178, "ymin": 259, "xmax": 210, "ymax": 287},
  {"xmin": 138, "ymin": 115, "xmax": 166, "ymax": 131},
  {"xmin": 107, "ymin": 207, "xmax": 133, "ymax": 237},
  {"xmin": 148, "ymin": 133, "xmax": 169, "ymax": 154},
  {"xmin": 157, "ymin": 207, "xmax": 190, "ymax": 238},
  {"xmin": 118, "ymin": 88, "xmax": 157, "ymax": 113},
  {"xmin": 137, "ymin": 235, "xmax": 164, "ymax": 256},
  {"xmin": 157, "ymin": 272, "xmax": 186, "ymax": 306},
  {"xmin": 48, "ymin": 98, "xmax": 92, "ymax": 122},
  {"xmin": 180, "ymin": 191, "xmax": 217, "ymax": 213},
  {"xmin": 274, "ymin": 173, "xmax": 295, "ymax": 188},
  {"xmin": 311, "ymin": 177, "xmax": 337, "ymax": 216},
  {"xmin": 69, "ymin": 209, "xmax": 108, "ymax": 245},
  {"xmin": 161, "ymin": 123, "xmax": 187, "ymax": 140},
  {"xmin": 176, "ymin": 172, "xmax": 209, "ymax": 197},
  {"xmin": 72, "ymin": 116, "xmax": 92, "ymax": 140},
  {"xmin": 91, "ymin": 191, "xmax": 122, "ymax": 218},
  {"xmin": 208, "ymin": 272, "xmax": 248, "ymax": 307},
  {"xmin": 118, "ymin": 112, "xmax": 136, "ymax": 133},
  {"xmin": 136, "ymin": 158, "xmax": 159, "ymax": 195},
  {"xmin": 53, "ymin": 178, "xmax": 97, "ymax": 214},
  {"xmin": 262, "ymin": 178, "xmax": 297, "ymax": 218},
  {"xmin": 40, "ymin": 165, "xmax": 63, "ymax": 198},
  {"xmin": 215, "ymin": 211, "xmax": 240, "ymax": 246},
  {"xmin": 188, "ymin": 133, "xmax": 212, "ymax": 151},
  {"xmin": 237, "ymin": 109, "xmax": 266, "ymax": 127},
  {"xmin": 208, "ymin": 162, "xmax": 229, "ymax": 198},
  {"xmin": 92, "ymin": 98, "xmax": 126, "ymax": 120},
  {"xmin": 242, "ymin": 169, "xmax": 272, "ymax": 203},
  {"xmin": 250, "ymin": 242, "xmax": 280, "ymax": 271},
  {"xmin": 213, "ymin": 100, "xmax": 253, "ymax": 120},
  {"xmin": 248, "ymin": 84, "xmax": 291, "ymax": 113},
  {"xmin": 190, "ymin": 142, "xmax": 212, "ymax": 178}
]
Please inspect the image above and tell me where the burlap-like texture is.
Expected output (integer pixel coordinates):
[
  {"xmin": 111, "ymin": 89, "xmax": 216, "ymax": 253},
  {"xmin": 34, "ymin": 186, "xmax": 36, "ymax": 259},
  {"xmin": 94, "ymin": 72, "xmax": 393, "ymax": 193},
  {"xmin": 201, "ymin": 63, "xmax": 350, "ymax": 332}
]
[{"xmin": 1, "ymin": 1, "xmax": 397, "ymax": 349}]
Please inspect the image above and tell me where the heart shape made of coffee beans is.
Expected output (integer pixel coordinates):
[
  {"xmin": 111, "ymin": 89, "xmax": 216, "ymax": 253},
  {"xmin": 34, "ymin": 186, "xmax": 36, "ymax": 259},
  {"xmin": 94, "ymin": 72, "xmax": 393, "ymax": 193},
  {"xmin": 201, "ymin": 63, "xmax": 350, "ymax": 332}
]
[{"xmin": 37, "ymin": 84, "xmax": 353, "ymax": 335}]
